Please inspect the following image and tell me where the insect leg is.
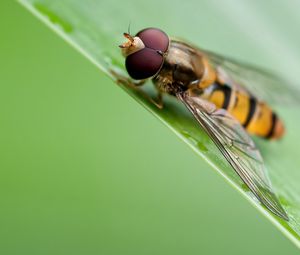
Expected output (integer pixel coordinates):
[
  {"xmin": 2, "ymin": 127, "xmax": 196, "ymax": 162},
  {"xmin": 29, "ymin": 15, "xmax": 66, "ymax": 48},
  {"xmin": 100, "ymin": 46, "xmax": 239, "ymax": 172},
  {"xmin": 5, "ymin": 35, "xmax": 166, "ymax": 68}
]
[
  {"xmin": 110, "ymin": 69, "xmax": 164, "ymax": 109},
  {"xmin": 153, "ymin": 90, "xmax": 164, "ymax": 109}
]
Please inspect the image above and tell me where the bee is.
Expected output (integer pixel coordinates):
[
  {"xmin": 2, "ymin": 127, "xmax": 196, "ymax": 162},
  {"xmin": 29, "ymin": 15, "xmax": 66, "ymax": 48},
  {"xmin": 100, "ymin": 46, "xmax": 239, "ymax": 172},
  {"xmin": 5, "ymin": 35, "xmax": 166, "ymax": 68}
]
[{"xmin": 119, "ymin": 27, "xmax": 298, "ymax": 220}]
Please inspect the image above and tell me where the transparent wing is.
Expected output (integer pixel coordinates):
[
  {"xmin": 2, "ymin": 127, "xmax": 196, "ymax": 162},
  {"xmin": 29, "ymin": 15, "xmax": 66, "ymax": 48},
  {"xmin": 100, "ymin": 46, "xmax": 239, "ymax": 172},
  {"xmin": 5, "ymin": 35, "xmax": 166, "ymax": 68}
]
[
  {"xmin": 177, "ymin": 91, "xmax": 288, "ymax": 220},
  {"xmin": 202, "ymin": 49, "xmax": 300, "ymax": 105}
]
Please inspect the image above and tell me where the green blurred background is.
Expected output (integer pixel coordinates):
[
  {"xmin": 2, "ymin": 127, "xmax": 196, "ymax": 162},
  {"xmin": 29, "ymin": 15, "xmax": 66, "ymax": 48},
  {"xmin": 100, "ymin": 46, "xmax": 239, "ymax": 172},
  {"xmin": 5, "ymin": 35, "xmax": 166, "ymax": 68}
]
[{"xmin": 0, "ymin": 1, "xmax": 299, "ymax": 255}]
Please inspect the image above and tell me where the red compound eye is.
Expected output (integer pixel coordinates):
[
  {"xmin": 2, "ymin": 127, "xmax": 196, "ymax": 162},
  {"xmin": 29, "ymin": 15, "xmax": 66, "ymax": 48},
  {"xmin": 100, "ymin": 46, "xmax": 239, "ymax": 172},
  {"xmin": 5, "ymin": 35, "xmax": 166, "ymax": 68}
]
[
  {"xmin": 125, "ymin": 48, "xmax": 164, "ymax": 80},
  {"xmin": 124, "ymin": 28, "xmax": 169, "ymax": 80},
  {"xmin": 136, "ymin": 27, "xmax": 169, "ymax": 53}
]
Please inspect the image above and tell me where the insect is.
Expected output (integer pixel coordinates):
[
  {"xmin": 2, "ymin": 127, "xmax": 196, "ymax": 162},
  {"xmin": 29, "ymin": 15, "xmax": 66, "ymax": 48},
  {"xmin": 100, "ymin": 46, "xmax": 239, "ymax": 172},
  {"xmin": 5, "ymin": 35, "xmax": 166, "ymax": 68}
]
[{"xmin": 119, "ymin": 27, "xmax": 298, "ymax": 220}]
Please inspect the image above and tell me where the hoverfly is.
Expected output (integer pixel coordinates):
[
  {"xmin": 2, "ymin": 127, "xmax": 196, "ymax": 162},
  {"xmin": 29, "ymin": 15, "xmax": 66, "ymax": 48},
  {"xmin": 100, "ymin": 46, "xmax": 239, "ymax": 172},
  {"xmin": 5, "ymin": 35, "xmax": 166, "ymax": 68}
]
[{"xmin": 119, "ymin": 27, "xmax": 298, "ymax": 220}]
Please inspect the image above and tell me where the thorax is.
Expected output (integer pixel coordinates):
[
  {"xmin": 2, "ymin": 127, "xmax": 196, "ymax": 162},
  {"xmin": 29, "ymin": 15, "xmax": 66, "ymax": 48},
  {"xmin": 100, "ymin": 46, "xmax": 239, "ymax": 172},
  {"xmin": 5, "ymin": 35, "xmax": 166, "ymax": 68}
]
[{"xmin": 152, "ymin": 40, "xmax": 205, "ymax": 95}]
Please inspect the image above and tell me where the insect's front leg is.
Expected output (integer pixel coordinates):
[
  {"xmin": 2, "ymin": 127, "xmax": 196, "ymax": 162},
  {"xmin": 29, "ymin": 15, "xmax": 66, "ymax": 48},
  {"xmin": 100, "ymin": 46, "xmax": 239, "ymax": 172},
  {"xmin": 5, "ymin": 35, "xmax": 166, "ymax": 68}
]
[
  {"xmin": 152, "ymin": 90, "xmax": 163, "ymax": 109},
  {"xmin": 110, "ymin": 69, "xmax": 164, "ymax": 109}
]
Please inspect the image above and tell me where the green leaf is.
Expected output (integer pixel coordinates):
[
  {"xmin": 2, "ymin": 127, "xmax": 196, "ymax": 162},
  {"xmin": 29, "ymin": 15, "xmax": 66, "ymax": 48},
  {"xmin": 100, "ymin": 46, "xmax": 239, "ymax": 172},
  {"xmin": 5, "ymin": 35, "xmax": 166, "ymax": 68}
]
[{"xmin": 18, "ymin": 0, "xmax": 300, "ymax": 247}]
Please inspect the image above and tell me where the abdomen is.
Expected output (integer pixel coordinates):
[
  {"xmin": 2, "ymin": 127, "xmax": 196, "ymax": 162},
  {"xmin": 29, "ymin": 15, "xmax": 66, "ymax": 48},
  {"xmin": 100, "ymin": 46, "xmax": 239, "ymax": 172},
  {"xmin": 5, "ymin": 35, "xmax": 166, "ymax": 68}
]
[{"xmin": 199, "ymin": 82, "xmax": 285, "ymax": 139}]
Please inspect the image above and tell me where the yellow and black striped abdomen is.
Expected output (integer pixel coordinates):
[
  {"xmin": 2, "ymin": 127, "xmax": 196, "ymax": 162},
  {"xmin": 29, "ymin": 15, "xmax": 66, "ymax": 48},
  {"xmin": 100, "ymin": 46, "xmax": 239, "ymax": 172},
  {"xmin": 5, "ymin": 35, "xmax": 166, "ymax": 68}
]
[{"xmin": 200, "ymin": 83, "xmax": 284, "ymax": 140}]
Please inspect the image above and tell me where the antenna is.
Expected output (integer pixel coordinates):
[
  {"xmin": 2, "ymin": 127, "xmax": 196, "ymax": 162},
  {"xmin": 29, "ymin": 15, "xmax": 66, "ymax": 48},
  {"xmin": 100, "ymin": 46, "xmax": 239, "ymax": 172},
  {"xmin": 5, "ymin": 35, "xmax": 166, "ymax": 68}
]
[{"xmin": 128, "ymin": 21, "xmax": 132, "ymax": 35}]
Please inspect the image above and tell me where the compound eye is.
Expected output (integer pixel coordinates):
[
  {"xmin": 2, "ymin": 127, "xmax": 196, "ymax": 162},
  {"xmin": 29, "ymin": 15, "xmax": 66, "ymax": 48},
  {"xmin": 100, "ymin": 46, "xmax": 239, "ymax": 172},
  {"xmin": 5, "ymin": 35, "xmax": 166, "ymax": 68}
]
[
  {"xmin": 136, "ymin": 28, "xmax": 169, "ymax": 53},
  {"xmin": 125, "ymin": 48, "xmax": 163, "ymax": 80}
]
